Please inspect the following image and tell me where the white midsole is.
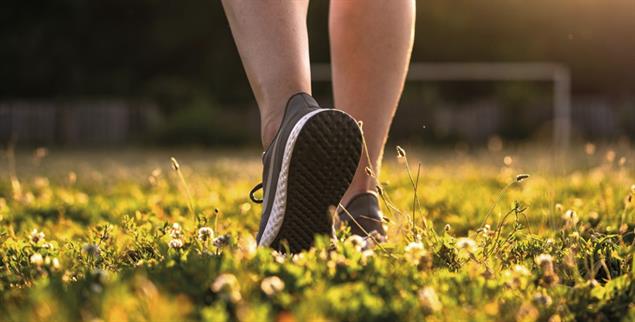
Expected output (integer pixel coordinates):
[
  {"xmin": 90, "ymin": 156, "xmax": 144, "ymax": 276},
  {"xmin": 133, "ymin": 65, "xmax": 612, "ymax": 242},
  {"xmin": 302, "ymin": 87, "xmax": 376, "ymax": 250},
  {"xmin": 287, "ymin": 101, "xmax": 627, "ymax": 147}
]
[{"xmin": 258, "ymin": 109, "xmax": 327, "ymax": 246}]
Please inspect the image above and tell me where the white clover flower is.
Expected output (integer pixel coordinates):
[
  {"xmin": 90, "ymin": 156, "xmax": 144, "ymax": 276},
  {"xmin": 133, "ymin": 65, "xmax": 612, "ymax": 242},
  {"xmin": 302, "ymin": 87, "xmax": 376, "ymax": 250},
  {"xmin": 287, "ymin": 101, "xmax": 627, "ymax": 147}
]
[
  {"xmin": 535, "ymin": 253, "xmax": 554, "ymax": 272},
  {"xmin": 345, "ymin": 235, "xmax": 366, "ymax": 252},
  {"xmin": 532, "ymin": 292, "xmax": 553, "ymax": 306},
  {"xmin": 30, "ymin": 229, "xmax": 45, "ymax": 243},
  {"xmin": 30, "ymin": 253, "xmax": 44, "ymax": 266},
  {"xmin": 211, "ymin": 273, "xmax": 241, "ymax": 303},
  {"xmin": 51, "ymin": 257, "xmax": 61, "ymax": 269},
  {"xmin": 238, "ymin": 236, "xmax": 258, "ymax": 259},
  {"xmin": 272, "ymin": 250, "xmax": 286, "ymax": 264},
  {"xmin": 562, "ymin": 209, "xmax": 579, "ymax": 224},
  {"xmin": 197, "ymin": 227, "xmax": 214, "ymax": 241},
  {"xmin": 213, "ymin": 234, "xmax": 230, "ymax": 248},
  {"xmin": 405, "ymin": 241, "xmax": 424, "ymax": 253},
  {"xmin": 456, "ymin": 237, "xmax": 477, "ymax": 254},
  {"xmin": 404, "ymin": 241, "xmax": 426, "ymax": 265},
  {"xmin": 418, "ymin": 287, "xmax": 442, "ymax": 313},
  {"xmin": 361, "ymin": 249, "xmax": 375, "ymax": 261},
  {"xmin": 211, "ymin": 273, "xmax": 239, "ymax": 292},
  {"xmin": 291, "ymin": 253, "xmax": 305, "ymax": 264},
  {"xmin": 260, "ymin": 276, "xmax": 285, "ymax": 296},
  {"xmin": 169, "ymin": 222, "xmax": 183, "ymax": 239},
  {"xmin": 168, "ymin": 238, "xmax": 184, "ymax": 249},
  {"xmin": 512, "ymin": 264, "xmax": 531, "ymax": 277}
]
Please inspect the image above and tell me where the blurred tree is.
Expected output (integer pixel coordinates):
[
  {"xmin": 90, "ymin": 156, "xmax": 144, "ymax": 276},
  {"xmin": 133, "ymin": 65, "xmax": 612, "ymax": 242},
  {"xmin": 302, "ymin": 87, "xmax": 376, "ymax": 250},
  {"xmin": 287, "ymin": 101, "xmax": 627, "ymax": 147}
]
[{"xmin": 1, "ymin": 0, "xmax": 633, "ymax": 103}]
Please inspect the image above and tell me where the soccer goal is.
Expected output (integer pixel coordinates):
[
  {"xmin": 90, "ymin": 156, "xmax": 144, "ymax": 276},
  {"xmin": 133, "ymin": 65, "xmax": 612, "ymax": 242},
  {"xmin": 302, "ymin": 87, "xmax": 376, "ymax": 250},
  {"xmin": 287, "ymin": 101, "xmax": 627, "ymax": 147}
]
[{"xmin": 312, "ymin": 62, "xmax": 571, "ymax": 149}]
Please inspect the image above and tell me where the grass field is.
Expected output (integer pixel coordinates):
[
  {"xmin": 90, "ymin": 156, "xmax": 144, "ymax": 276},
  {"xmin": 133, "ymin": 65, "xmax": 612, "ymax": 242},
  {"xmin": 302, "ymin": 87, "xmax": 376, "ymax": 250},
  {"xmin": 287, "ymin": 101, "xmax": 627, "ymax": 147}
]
[{"xmin": 1, "ymin": 145, "xmax": 634, "ymax": 321}]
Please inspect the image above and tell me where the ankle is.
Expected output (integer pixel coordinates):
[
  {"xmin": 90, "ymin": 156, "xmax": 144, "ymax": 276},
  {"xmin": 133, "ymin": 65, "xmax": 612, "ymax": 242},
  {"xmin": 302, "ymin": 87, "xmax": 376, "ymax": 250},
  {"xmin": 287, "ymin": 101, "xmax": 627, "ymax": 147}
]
[
  {"xmin": 261, "ymin": 112, "xmax": 284, "ymax": 150},
  {"xmin": 341, "ymin": 182, "xmax": 377, "ymax": 207}
]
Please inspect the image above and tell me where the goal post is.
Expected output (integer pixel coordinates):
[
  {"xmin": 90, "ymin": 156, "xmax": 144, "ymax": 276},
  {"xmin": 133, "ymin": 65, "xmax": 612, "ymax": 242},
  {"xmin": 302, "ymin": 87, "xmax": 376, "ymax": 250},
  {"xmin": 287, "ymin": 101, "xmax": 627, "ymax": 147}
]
[{"xmin": 311, "ymin": 62, "xmax": 571, "ymax": 149}]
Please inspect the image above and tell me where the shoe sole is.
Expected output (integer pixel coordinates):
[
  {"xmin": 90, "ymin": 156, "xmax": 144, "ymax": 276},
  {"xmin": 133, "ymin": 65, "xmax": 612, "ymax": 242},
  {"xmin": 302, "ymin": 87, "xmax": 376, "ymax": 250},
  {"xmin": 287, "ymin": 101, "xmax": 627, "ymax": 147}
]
[{"xmin": 259, "ymin": 109, "xmax": 362, "ymax": 253}]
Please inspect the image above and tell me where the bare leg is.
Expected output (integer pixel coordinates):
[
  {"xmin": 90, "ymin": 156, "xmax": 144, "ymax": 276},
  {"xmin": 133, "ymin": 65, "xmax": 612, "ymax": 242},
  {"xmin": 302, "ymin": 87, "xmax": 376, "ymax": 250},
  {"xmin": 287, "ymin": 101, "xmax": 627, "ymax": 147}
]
[
  {"xmin": 221, "ymin": 0, "xmax": 311, "ymax": 149},
  {"xmin": 330, "ymin": 0, "xmax": 416, "ymax": 205}
]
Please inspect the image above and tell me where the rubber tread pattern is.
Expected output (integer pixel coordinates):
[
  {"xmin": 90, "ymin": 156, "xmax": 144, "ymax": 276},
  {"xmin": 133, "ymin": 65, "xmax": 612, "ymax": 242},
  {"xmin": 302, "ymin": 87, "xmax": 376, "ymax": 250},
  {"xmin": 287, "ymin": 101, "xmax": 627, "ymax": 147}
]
[{"xmin": 271, "ymin": 110, "xmax": 362, "ymax": 253}]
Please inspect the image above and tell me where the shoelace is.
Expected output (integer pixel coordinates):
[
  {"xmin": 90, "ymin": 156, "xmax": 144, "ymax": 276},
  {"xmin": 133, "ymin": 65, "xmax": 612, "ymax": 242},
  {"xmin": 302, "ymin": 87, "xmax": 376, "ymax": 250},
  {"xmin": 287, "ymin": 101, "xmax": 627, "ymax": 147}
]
[{"xmin": 249, "ymin": 182, "xmax": 263, "ymax": 203}]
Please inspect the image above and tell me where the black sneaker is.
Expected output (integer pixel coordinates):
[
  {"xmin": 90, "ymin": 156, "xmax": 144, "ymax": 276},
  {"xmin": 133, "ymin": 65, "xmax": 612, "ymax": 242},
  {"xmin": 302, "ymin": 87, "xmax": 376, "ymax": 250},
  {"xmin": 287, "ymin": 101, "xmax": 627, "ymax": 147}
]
[
  {"xmin": 249, "ymin": 93, "xmax": 362, "ymax": 253},
  {"xmin": 337, "ymin": 192, "xmax": 386, "ymax": 238}
]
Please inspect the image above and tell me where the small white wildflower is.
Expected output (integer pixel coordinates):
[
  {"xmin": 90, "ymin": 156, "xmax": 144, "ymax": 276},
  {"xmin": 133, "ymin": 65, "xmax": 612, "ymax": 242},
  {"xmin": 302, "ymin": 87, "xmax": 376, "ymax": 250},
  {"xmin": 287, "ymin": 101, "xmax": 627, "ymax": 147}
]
[
  {"xmin": 404, "ymin": 241, "xmax": 426, "ymax": 265},
  {"xmin": 535, "ymin": 253, "xmax": 555, "ymax": 272},
  {"xmin": 260, "ymin": 276, "xmax": 285, "ymax": 296},
  {"xmin": 239, "ymin": 236, "xmax": 258, "ymax": 259},
  {"xmin": 456, "ymin": 237, "xmax": 477, "ymax": 254},
  {"xmin": 291, "ymin": 253, "xmax": 305, "ymax": 264},
  {"xmin": 361, "ymin": 249, "xmax": 375, "ymax": 261},
  {"xmin": 418, "ymin": 287, "xmax": 442, "ymax": 313},
  {"xmin": 532, "ymin": 292, "xmax": 553, "ymax": 306},
  {"xmin": 213, "ymin": 234, "xmax": 230, "ymax": 248},
  {"xmin": 170, "ymin": 223, "xmax": 183, "ymax": 239},
  {"xmin": 197, "ymin": 227, "xmax": 214, "ymax": 241},
  {"xmin": 169, "ymin": 239, "xmax": 184, "ymax": 249},
  {"xmin": 30, "ymin": 253, "xmax": 44, "ymax": 266},
  {"xmin": 30, "ymin": 229, "xmax": 45, "ymax": 243},
  {"xmin": 345, "ymin": 235, "xmax": 366, "ymax": 252},
  {"xmin": 562, "ymin": 209, "xmax": 579, "ymax": 224},
  {"xmin": 512, "ymin": 264, "xmax": 531, "ymax": 277},
  {"xmin": 211, "ymin": 273, "xmax": 241, "ymax": 303},
  {"xmin": 535, "ymin": 254, "xmax": 553, "ymax": 266},
  {"xmin": 272, "ymin": 250, "xmax": 286, "ymax": 264},
  {"xmin": 51, "ymin": 257, "xmax": 61, "ymax": 269}
]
